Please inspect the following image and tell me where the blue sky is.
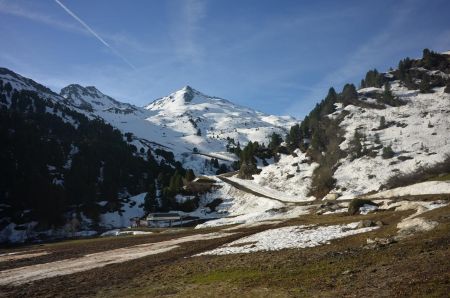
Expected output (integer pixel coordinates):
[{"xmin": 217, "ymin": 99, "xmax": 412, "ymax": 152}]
[{"xmin": 1, "ymin": 0, "xmax": 449, "ymax": 118}]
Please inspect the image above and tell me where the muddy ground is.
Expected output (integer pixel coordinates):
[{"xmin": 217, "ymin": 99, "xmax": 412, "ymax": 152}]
[{"xmin": 0, "ymin": 201, "xmax": 449, "ymax": 297}]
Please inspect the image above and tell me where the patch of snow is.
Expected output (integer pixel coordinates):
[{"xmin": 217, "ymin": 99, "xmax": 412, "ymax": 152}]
[
  {"xmin": 196, "ymin": 222, "xmax": 378, "ymax": 255},
  {"xmin": 397, "ymin": 217, "xmax": 438, "ymax": 235},
  {"xmin": 359, "ymin": 204, "xmax": 379, "ymax": 215},
  {"xmin": 100, "ymin": 229, "xmax": 153, "ymax": 237},
  {"xmin": 99, "ymin": 193, "xmax": 146, "ymax": 229},
  {"xmin": 365, "ymin": 181, "xmax": 450, "ymax": 199}
]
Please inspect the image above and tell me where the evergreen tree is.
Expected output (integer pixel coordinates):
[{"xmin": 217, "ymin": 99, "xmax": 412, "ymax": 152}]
[
  {"xmin": 382, "ymin": 145, "xmax": 395, "ymax": 159},
  {"xmin": 144, "ymin": 183, "xmax": 157, "ymax": 213},
  {"xmin": 382, "ymin": 82, "xmax": 395, "ymax": 105},
  {"xmin": 341, "ymin": 84, "xmax": 358, "ymax": 105},
  {"xmin": 419, "ymin": 76, "xmax": 432, "ymax": 93},
  {"xmin": 363, "ymin": 69, "xmax": 384, "ymax": 88},
  {"xmin": 348, "ymin": 130, "xmax": 364, "ymax": 160},
  {"xmin": 268, "ymin": 132, "xmax": 283, "ymax": 151},
  {"xmin": 216, "ymin": 163, "xmax": 229, "ymax": 175},
  {"xmin": 379, "ymin": 116, "xmax": 387, "ymax": 129}
]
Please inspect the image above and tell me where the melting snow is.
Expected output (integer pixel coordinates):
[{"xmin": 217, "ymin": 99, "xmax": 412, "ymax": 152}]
[{"xmin": 196, "ymin": 222, "xmax": 378, "ymax": 255}]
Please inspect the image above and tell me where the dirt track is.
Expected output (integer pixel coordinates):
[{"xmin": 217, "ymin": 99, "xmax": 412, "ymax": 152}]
[{"xmin": 0, "ymin": 232, "xmax": 233, "ymax": 286}]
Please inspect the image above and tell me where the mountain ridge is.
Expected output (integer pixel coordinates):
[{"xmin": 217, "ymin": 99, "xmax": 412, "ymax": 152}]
[{"xmin": 0, "ymin": 67, "xmax": 297, "ymax": 174}]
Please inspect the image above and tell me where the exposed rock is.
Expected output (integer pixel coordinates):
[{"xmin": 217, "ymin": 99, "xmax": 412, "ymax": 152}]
[
  {"xmin": 364, "ymin": 237, "xmax": 396, "ymax": 249},
  {"xmin": 323, "ymin": 193, "xmax": 340, "ymax": 201},
  {"xmin": 375, "ymin": 220, "xmax": 385, "ymax": 227},
  {"xmin": 357, "ymin": 220, "xmax": 376, "ymax": 228}
]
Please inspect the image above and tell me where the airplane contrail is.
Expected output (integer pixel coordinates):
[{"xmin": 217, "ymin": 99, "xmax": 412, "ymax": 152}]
[{"xmin": 54, "ymin": 0, "xmax": 136, "ymax": 70}]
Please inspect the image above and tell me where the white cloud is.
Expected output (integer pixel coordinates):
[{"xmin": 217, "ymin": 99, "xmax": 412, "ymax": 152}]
[{"xmin": 170, "ymin": 0, "xmax": 206, "ymax": 63}]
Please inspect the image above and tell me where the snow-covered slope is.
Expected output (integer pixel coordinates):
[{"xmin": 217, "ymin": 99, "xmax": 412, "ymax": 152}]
[
  {"xmin": 61, "ymin": 84, "xmax": 138, "ymax": 115},
  {"xmin": 334, "ymin": 83, "xmax": 450, "ymax": 199},
  {"xmin": 61, "ymin": 84, "xmax": 296, "ymax": 174},
  {"xmin": 0, "ymin": 67, "xmax": 297, "ymax": 174},
  {"xmin": 245, "ymin": 79, "xmax": 450, "ymax": 201}
]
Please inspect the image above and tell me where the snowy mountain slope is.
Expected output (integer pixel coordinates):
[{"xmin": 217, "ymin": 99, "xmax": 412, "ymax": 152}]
[
  {"xmin": 243, "ymin": 73, "xmax": 450, "ymax": 201},
  {"xmin": 61, "ymin": 84, "xmax": 297, "ymax": 174},
  {"xmin": 333, "ymin": 84, "xmax": 450, "ymax": 199},
  {"xmin": 0, "ymin": 67, "xmax": 297, "ymax": 175},
  {"xmin": 60, "ymin": 84, "xmax": 139, "ymax": 115},
  {"xmin": 0, "ymin": 69, "xmax": 191, "ymax": 242}
]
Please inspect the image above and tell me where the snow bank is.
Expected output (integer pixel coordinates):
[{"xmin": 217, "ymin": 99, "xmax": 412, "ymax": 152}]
[
  {"xmin": 228, "ymin": 176, "xmax": 316, "ymax": 202},
  {"xmin": 196, "ymin": 222, "xmax": 378, "ymax": 255},
  {"xmin": 195, "ymin": 205, "xmax": 310, "ymax": 229},
  {"xmin": 100, "ymin": 229, "xmax": 153, "ymax": 237},
  {"xmin": 366, "ymin": 181, "xmax": 450, "ymax": 199},
  {"xmin": 397, "ymin": 217, "xmax": 438, "ymax": 234}
]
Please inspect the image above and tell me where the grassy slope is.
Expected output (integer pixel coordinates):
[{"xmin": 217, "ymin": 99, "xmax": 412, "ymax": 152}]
[{"xmin": 0, "ymin": 197, "xmax": 449, "ymax": 298}]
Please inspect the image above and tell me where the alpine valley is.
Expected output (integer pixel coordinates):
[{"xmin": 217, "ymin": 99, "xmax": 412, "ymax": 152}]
[{"xmin": 0, "ymin": 46, "xmax": 450, "ymax": 298}]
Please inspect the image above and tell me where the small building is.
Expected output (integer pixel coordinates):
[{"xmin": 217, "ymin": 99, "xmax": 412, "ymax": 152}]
[{"xmin": 146, "ymin": 213, "xmax": 184, "ymax": 227}]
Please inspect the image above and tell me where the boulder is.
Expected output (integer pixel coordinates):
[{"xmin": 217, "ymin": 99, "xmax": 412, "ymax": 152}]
[
  {"xmin": 323, "ymin": 193, "xmax": 340, "ymax": 201},
  {"xmin": 357, "ymin": 220, "xmax": 376, "ymax": 228},
  {"xmin": 375, "ymin": 220, "xmax": 385, "ymax": 227}
]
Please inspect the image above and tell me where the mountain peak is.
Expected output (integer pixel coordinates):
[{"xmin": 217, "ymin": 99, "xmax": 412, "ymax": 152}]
[
  {"xmin": 179, "ymin": 85, "xmax": 196, "ymax": 102},
  {"xmin": 181, "ymin": 85, "xmax": 193, "ymax": 91},
  {"xmin": 145, "ymin": 85, "xmax": 227, "ymax": 111},
  {"xmin": 60, "ymin": 84, "xmax": 136, "ymax": 114},
  {"xmin": 61, "ymin": 84, "xmax": 103, "ymax": 99}
]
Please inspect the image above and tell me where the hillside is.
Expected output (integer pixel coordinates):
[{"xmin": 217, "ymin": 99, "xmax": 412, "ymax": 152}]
[
  {"xmin": 1, "ymin": 49, "xmax": 449, "ymax": 244},
  {"xmin": 0, "ymin": 70, "xmax": 186, "ymax": 243},
  {"xmin": 234, "ymin": 49, "xmax": 450, "ymax": 204},
  {"xmin": 61, "ymin": 84, "xmax": 296, "ymax": 174}
]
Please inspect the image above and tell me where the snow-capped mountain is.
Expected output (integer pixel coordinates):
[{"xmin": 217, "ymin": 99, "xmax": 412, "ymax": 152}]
[
  {"xmin": 0, "ymin": 67, "xmax": 297, "ymax": 176},
  {"xmin": 60, "ymin": 84, "xmax": 297, "ymax": 173},
  {"xmin": 60, "ymin": 84, "xmax": 138, "ymax": 115}
]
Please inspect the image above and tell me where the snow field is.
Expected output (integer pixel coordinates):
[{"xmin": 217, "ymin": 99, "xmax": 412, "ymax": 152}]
[{"xmin": 196, "ymin": 222, "xmax": 378, "ymax": 256}]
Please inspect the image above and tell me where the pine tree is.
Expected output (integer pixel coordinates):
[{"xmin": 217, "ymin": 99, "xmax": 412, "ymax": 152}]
[
  {"xmin": 419, "ymin": 76, "xmax": 432, "ymax": 93},
  {"xmin": 379, "ymin": 116, "xmax": 386, "ymax": 129},
  {"xmin": 144, "ymin": 183, "xmax": 157, "ymax": 213},
  {"xmin": 341, "ymin": 84, "xmax": 358, "ymax": 105},
  {"xmin": 348, "ymin": 130, "xmax": 364, "ymax": 160},
  {"xmin": 268, "ymin": 132, "xmax": 283, "ymax": 151},
  {"xmin": 382, "ymin": 145, "xmax": 395, "ymax": 159},
  {"xmin": 382, "ymin": 82, "xmax": 396, "ymax": 105}
]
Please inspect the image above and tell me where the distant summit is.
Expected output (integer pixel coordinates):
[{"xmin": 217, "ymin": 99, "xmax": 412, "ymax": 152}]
[{"xmin": 60, "ymin": 84, "xmax": 137, "ymax": 114}]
